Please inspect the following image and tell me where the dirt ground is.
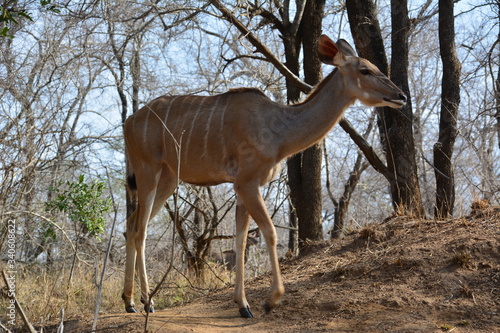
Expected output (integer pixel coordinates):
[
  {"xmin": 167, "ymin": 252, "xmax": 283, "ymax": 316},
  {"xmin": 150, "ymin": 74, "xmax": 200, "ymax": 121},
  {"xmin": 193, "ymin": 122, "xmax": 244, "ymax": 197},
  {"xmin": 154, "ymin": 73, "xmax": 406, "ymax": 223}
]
[{"xmin": 31, "ymin": 204, "xmax": 500, "ymax": 332}]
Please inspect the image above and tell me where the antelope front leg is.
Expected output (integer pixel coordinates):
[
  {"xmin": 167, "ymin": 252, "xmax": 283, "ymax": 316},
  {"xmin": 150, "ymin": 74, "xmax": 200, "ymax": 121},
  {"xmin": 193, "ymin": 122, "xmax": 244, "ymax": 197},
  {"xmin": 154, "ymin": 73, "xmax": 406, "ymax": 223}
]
[
  {"xmin": 234, "ymin": 197, "xmax": 253, "ymax": 318},
  {"xmin": 261, "ymin": 222, "xmax": 284, "ymax": 313},
  {"xmin": 234, "ymin": 181, "xmax": 285, "ymax": 316}
]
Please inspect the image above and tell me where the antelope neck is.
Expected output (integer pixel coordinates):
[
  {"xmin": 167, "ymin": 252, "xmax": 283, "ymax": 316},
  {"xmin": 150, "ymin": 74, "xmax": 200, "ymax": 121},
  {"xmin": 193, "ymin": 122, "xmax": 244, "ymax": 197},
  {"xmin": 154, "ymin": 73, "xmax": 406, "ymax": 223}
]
[{"xmin": 277, "ymin": 69, "xmax": 355, "ymax": 160}]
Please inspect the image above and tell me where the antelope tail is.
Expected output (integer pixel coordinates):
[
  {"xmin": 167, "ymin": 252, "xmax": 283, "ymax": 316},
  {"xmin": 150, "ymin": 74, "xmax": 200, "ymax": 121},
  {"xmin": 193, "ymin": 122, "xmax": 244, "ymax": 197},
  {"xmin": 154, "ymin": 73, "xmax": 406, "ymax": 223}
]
[{"xmin": 125, "ymin": 151, "xmax": 137, "ymax": 193}]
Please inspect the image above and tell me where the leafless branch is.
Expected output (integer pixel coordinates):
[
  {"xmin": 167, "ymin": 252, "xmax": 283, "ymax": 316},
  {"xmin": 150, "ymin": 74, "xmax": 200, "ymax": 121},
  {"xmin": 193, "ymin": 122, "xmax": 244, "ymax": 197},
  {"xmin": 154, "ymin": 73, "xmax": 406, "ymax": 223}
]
[{"xmin": 209, "ymin": 0, "xmax": 313, "ymax": 93}]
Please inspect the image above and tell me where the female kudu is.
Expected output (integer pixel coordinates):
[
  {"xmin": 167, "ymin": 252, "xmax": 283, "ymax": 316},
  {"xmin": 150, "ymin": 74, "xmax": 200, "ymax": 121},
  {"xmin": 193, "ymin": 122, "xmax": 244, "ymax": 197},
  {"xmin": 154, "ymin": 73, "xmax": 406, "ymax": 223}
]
[{"xmin": 122, "ymin": 34, "xmax": 406, "ymax": 318}]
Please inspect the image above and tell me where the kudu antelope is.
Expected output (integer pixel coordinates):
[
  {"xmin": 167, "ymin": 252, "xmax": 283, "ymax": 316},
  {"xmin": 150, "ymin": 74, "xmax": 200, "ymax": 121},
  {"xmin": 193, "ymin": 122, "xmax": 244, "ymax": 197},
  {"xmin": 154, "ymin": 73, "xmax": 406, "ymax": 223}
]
[
  {"xmin": 212, "ymin": 228, "xmax": 260, "ymax": 271},
  {"xmin": 122, "ymin": 34, "xmax": 406, "ymax": 318}
]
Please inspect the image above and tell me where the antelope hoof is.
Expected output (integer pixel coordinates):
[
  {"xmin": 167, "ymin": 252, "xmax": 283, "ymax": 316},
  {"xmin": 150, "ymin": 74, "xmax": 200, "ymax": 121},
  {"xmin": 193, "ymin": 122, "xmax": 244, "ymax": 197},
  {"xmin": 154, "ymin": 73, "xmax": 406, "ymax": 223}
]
[
  {"xmin": 125, "ymin": 305, "xmax": 137, "ymax": 313},
  {"xmin": 263, "ymin": 301, "xmax": 275, "ymax": 314},
  {"xmin": 144, "ymin": 304, "xmax": 155, "ymax": 313},
  {"xmin": 239, "ymin": 306, "xmax": 254, "ymax": 318}
]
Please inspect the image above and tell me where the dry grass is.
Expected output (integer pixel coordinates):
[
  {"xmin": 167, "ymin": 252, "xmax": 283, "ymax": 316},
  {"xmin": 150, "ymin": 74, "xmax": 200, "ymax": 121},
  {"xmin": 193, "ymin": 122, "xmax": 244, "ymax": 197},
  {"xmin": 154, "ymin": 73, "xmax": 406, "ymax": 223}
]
[
  {"xmin": 1, "ymin": 263, "xmax": 123, "ymax": 327},
  {"xmin": 452, "ymin": 251, "xmax": 473, "ymax": 268},
  {"xmin": 0, "ymin": 258, "xmax": 235, "ymax": 329},
  {"xmin": 149, "ymin": 260, "xmax": 234, "ymax": 309}
]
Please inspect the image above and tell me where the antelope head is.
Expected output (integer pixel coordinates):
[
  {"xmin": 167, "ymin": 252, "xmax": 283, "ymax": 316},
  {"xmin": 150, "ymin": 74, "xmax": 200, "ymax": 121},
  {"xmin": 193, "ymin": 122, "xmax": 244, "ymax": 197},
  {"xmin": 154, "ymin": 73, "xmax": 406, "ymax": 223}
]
[{"xmin": 318, "ymin": 34, "xmax": 407, "ymax": 109}]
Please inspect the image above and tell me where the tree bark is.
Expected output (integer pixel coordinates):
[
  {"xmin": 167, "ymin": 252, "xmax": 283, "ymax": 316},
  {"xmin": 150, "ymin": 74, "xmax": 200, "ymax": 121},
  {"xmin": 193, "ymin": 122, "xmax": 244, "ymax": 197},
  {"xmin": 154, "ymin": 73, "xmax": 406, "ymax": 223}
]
[
  {"xmin": 496, "ymin": 2, "xmax": 500, "ymax": 150},
  {"xmin": 282, "ymin": 5, "xmax": 303, "ymax": 255},
  {"xmin": 331, "ymin": 155, "xmax": 368, "ymax": 238},
  {"xmin": 287, "ymin": 0, "xmax": 325, "ymax": 251},
  {"xmin": 388, "ymin": 0, "xmax": 425, "ymax": 217},
  {"xmin": 496, "ymin": 52, "xmax": 500, "ymax": 150},
  {"xmin": 346, "ymin": 0, "xmax": 425, "ymax": 217},
  {"xmin": 433, "ymin": 0, "xmax": 461, "ymax": 218}
]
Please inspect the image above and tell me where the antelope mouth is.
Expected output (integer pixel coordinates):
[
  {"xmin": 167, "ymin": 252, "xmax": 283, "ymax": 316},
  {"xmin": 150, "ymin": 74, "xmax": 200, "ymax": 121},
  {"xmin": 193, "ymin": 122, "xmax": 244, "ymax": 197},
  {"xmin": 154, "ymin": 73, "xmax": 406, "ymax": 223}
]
[{"xmin": 383, "ymin": 97, "xmax": 406, "ymax": 108}]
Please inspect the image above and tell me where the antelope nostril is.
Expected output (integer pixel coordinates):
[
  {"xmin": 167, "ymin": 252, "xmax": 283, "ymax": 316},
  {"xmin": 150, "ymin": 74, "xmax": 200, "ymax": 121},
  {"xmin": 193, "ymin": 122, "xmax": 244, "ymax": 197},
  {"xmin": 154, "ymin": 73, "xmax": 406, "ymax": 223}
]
[{"xmin": 399, "ymin": 93, "xmax": 407, "ymax": 103}]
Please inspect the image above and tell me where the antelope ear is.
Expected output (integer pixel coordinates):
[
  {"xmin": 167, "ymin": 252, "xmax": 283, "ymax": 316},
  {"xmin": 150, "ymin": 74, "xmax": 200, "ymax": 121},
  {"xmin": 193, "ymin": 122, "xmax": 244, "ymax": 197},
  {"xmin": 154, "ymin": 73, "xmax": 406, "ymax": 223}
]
[
  {"xmin": 318, "ymin": 34, "xmax": 345, "ymax": 66},
  {"xmin": 336, "ymin": 39, "xmax": 357, "ymax": 57}
]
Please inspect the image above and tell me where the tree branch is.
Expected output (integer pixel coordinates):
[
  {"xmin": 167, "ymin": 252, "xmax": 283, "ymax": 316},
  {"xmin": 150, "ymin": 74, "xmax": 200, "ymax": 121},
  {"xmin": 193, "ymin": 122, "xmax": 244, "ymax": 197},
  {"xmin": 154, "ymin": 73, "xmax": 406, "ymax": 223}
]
[
  {"xmin": 338, "ymin": 118, "xmax": 392, "ymax": 180},
  {"xmin": 209, "ymin": 0, "xmax": 312, "ymax": 93}
]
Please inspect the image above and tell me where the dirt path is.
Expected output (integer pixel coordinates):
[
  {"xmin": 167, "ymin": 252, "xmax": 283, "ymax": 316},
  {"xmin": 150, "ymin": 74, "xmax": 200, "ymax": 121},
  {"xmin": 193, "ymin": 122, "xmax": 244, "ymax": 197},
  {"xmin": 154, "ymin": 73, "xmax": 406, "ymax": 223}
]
[
  {"xmin": 40, "ymin": 206, "xmax": 500, "ymax": 333},
  {"xmin": 63, "ymin": 294, "xmax": 451, "ymax": 333}
]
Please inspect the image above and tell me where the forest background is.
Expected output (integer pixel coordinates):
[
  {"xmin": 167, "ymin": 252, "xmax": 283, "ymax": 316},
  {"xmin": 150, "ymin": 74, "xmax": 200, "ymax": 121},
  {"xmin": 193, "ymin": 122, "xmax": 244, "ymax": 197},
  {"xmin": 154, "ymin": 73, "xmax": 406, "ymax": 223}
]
[{"xmin": 0, "ymin": 0, "xmax": 498, "ymax": 328}]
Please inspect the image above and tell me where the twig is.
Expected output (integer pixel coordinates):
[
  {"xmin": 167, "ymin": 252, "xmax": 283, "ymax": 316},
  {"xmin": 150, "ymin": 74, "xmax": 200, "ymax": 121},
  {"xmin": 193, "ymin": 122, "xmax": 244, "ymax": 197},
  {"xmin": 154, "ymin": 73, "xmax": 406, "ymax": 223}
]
[
  {"xmin": 0, "ymin": 321, "xmax": 12, "ymax": 333},
  {"xmin": 273, "ymin": 224, "xmax": 298, "ymax": 231},
  {"xmin": 1, "ymin": 270, "xmax": 37, "ymax": 333},
  {"xmin": 92, "ymin": 167, "xmax": 119, "ymax": 332},
  {"xmin": 208, "ymin": 0, "xmax": 313, "ymax": 93},
  {"xmin": 57, "ymin": 308, "xmax": 64, "ymax": 333},
  {"xmin": 211, "ymin": 227, "xmax": 261, "ymax": 240}
]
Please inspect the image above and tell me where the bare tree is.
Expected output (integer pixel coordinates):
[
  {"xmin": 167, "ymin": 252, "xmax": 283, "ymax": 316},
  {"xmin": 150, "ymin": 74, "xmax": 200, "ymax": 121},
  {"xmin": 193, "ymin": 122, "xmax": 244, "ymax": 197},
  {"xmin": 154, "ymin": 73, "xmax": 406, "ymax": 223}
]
[
  {"xmin": 0, "ymin": 11, "xmax": 111, "ymax": 263},
  {"xmin": 327, "ymin": 111, "xmax": 375, "ymax": 238},
  {"xmin": 345, "ymin": 0, "xmax": 425, "ymax": 217},
  {"xmin": 433, "ymin": 0, "xmax": 461, "ymax": 218},
  {"xmin": 167, "ymin": 186, "xmax": 235, "ymax": 277},
  {"xmin": 389, "ymin": 0, "xmax": 425, "ymax": 217},
  {"xmin": 289, "ymin": 0, "xmax": 326, "ymax": 248}
]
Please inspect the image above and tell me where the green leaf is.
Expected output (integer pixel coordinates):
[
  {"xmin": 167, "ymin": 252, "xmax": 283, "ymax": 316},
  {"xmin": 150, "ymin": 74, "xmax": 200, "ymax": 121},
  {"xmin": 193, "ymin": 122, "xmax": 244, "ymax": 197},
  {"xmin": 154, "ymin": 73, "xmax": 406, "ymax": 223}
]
[
  {"xmin": 43, "ymin": 226, "xmax": 57, "ymax": 241},
  {"xmin": 44, "ymin": 175, "xmax": 112, "ymax": 239},
  {"xmin": 0, "ymin": 26, "xmax": 12, "ymax": 38},
  {"xmin": 17, "ymin": 11, "xmax": 33, "ymax": 22},
  {"xmin": 40, "ymin": 0, "xmax": 60, "ymax": 13}
]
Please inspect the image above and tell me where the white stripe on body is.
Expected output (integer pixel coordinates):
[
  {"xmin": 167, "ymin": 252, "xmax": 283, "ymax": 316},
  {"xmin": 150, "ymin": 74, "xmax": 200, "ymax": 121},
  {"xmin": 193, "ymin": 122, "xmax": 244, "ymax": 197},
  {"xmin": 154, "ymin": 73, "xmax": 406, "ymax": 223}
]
[
  {"xmin": 178, "ymin": 97, "xmax": 196, "ymax": 142},
  {"xmin": 161, "ymin": 96, "xmax": 178, "ymax": 149},
  {"xmin": 184, "ymin": 96, "xmax": 208, "ymax": 162},
  {"xmin": 201, "ymin": 95, "xmax": 225, "ymax": 159},
  {"xmin": 143, "ymin": 108, "xmax": 150, "ymax": 147},
  {"xmin": 218, "ymin": 95, "xmax": 230, "ymax": 162}
]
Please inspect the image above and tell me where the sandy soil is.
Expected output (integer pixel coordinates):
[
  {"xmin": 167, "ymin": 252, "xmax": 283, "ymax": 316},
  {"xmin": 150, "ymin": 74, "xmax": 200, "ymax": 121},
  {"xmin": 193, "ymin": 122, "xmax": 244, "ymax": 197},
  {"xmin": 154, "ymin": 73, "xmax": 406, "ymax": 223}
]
[{"xmin": 26, "ymin": 204, "xmax": 500, "ymax": 332}]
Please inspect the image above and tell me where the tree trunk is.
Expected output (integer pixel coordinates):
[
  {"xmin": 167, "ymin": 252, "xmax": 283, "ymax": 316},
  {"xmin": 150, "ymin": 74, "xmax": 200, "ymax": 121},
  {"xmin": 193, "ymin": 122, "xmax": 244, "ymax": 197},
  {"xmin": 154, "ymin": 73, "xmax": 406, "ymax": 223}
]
[
  {"xmin": 346, "ymin": 0, "xmax": 425, "ymax": 217},
  {"xmin": 287, "ymin": 0, "xmax": 325, "ymax": 251},
  {"xmin": 345, "ymin": 0, "xmax": 388, "ymax": 72},
  {"xmin": 329, "ymin": 112, "xmax": 375, "ymax": 238},
  {"xmin": 297, "ymin": 0, "xmax": 325, "ymax": 245},
  {"xmin": 388, "ymin": 0, "xmax": 425, "ymax": 217},
  {"xmin": 496, "ymin": 52, "xmax": 500, "ymax": 151},
  {"xmin": 283, "ymin": 13, "xmax": 302, "ymax": 256},
  {"xmin": 433, "ymin": 0, "xmax": 461, "ymax": 218},
  {"xmin": 496, "ymin": 1, "xmax": 500, "ymax": 150},
  {"xmin": 331, "ymin": 155, "xmax": 368, "ymax": 238}
]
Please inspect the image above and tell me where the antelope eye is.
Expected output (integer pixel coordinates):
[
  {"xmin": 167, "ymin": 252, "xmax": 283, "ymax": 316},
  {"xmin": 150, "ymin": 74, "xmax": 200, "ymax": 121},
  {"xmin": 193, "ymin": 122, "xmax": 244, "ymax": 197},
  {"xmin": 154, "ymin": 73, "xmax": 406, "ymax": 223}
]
[{"xmin": 360, "ymin": 68, "xmax": 370, "ymax": 75}]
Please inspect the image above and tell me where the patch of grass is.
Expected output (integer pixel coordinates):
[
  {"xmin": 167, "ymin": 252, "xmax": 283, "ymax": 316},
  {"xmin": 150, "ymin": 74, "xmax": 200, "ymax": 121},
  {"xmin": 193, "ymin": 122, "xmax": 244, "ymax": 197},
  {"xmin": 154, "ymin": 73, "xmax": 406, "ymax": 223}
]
[
  {"xmin": 0, "ymin": 263, "xmax": 123, "ymax": 329},
  {"xmin": 151, "ymin": 261, "xmax": 233, "ymax": 308},
  {"xmin": 359, "ymin": 225, "xmax": 386, "ymax": 243},
  {"xmin": 1, "ymin": 259, "xmax": 233, "ymax": 330},
  {"xmin": 452, "ymin": 251, "xmax": 473, "ymax": 268},
  {"xmin": 470, "ymin": 199, "xmax": 489, "ymax": 211},
  {"xmin": 437, "ymin": 323, "xmax": 456, "ymax": 331}
]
